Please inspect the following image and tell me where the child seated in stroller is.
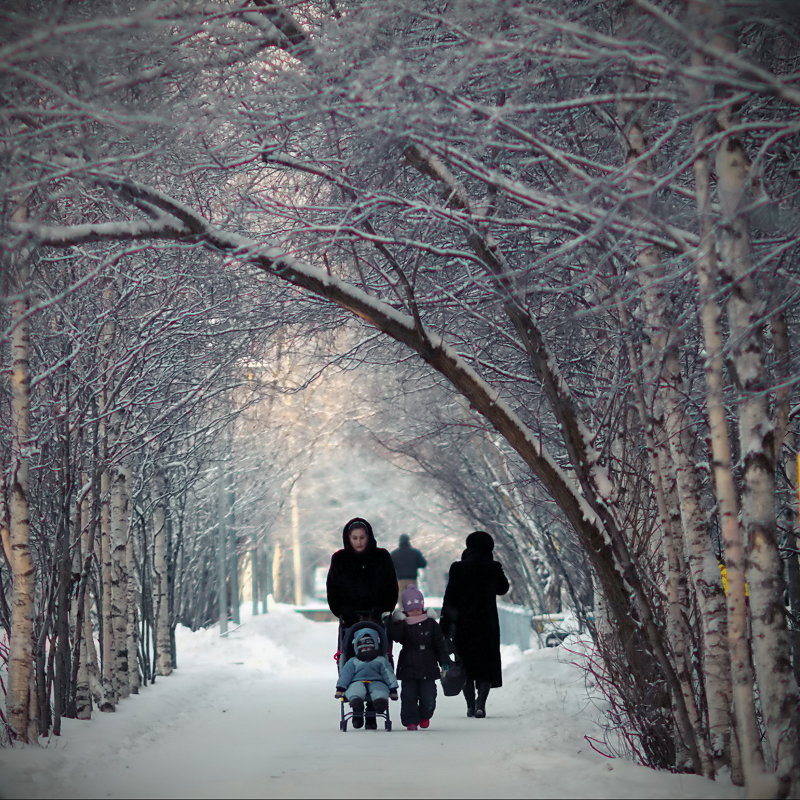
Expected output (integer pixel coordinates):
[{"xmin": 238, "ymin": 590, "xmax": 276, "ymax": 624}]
[{"xmin": 335, "ymin": 627, "xmax": 398, "ymax": 729}]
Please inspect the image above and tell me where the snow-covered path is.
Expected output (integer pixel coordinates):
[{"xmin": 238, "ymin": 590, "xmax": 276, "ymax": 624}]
[{"xmin": 0, "ymin": 605, "xmax": 745, "ymax": 799}]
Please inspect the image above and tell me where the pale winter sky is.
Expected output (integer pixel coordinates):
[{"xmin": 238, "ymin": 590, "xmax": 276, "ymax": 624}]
[{"xmin": 0, "ymin": 603, "xmax": 746, "ymax": 800}]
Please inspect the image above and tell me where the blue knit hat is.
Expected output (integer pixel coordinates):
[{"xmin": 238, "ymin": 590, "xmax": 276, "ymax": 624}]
[{"xmin": 353, "ymin": 628, "xmax": 378, "ymax": 654}]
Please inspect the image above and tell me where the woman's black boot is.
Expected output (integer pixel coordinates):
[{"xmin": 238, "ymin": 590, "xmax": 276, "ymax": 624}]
[
  {"xmin": 463, "ymin": 678, "xmax": 476, "ymax": 717},
  {"xmin": 474, "ymin": 680, "xmax": 490, "ymax": 718}
]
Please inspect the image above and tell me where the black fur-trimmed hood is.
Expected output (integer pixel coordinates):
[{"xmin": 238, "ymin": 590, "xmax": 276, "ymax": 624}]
[{"xmin": 341, "ymin": 517, "xmax": 377, "ymax": 552}]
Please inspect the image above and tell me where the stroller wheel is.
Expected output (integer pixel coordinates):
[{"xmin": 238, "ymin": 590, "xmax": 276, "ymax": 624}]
[
  {"xmin": 340, "ymin": 720, "xmax": 347, "ymax": 732},
  {"xmin": 385, "ymin": 720, "xmax": 392, "ymax": 731}
]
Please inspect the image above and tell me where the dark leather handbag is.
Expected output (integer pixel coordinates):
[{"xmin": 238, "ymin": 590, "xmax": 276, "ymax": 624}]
[{"xmin": 440, "ymin": 659, "xmax": 466, "ymax": 696}]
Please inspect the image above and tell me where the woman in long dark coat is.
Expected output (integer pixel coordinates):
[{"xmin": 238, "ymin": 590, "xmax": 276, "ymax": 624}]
[
  {"xmin": 327, "ymin": 517, "xmax": 398, "ymax": 730},
  {"xmin": 440, "ymin": 530, "xmax": 510, "ymax": 718}
]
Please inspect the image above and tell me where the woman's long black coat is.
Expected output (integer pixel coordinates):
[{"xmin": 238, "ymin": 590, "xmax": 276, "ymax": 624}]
[
  {"xmin": 440, "ymin": 549, "xmax": 510, "ymax": 687},
  {"xmin": 326, "ymin": 518, "xmax": 398, "ymax": 627}
]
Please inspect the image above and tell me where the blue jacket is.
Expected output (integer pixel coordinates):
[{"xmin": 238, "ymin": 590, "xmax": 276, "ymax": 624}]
[{"xmin": 336, "ymin": 655, "xmax": 398, "ymax": 691}]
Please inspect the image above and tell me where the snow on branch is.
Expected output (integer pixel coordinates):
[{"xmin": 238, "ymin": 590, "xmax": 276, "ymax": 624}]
[
  {"xmin": 15, "ymin": 215, "xmax": 187, "ymax": 246},
  {"xmin": 11, "ymin": 177, "xmax": 601, "ymax": 542}
]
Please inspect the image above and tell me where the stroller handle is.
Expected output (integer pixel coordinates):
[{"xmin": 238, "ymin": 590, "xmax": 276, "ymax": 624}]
[{"xmin": 350, "ymin": 609, "xmax": 388, "ymax": 623}]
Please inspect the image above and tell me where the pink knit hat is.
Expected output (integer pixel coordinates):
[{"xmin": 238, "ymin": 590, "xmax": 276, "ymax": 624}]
[{"xmin": 401, "ymin": 585, "xmax": 425, "ymax": 613}]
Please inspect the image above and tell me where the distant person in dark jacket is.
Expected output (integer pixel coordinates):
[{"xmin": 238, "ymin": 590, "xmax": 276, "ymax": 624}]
[
  {"xmin": 390, "ymin": 534, "xmax": 427, "ymax": 596},
  {"xmin": 389, "ymin": 585, "xmax": 450, "ymax": 731},
  {"xmin": 326, "ymin": 517, "xmax": 399, "ymax": 628},
  {"xmin": 440, "ymin": 530, "xmax": 510, "ymax": 719}
]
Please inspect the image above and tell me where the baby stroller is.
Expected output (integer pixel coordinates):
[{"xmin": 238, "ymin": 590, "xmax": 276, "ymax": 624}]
[{"xmin": 335, "ymin": 616, "xmax": 393, "ymax": 732}]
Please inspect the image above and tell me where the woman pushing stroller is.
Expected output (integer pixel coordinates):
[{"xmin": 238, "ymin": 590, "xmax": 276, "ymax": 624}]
[{"xmin": 327, "ymin": 517, "xmax": 398, "ymax": 729}]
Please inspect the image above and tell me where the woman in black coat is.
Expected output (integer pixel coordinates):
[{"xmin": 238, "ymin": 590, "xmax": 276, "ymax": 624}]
[
  {"xmin": 327, "ymin": 517, "xmax": 398, "ymax": 731},
  {"xmin": 440, "ymin": 530, "xmax": 510, "ymax": 718},
  {"xmin": 326, "ymin": 517, "xmax": 399, "ymax": 628}
]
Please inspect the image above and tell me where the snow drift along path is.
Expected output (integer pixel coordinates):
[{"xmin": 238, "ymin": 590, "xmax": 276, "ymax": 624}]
[{"xmin": 0, "ymin": 604, "xmax": 744, "ymax": 799}]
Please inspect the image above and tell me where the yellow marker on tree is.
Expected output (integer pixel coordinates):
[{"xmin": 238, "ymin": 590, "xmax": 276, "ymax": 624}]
[{"xmin": 718, "ymin": 563, "xmax": 749, "ymax": 597}]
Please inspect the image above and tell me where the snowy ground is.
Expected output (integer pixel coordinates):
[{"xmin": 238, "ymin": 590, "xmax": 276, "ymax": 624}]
[{"xmin": 0, "ymin": 604, "xmax": 746, "ymax": 800}]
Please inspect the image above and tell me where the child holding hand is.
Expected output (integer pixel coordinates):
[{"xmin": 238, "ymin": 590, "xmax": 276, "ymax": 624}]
[{"xmin": 389, "ymin": 585, "xmax": 451, "ymax": 731}]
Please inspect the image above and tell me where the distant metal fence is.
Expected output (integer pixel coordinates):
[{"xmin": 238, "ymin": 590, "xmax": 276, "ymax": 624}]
[
  {"xmin": 295, "ymin": 597, "xmax": 535, "ymax": 651},
  {"xmin": 497, "ymin": 601, "xmax": 533, "ymax": 650}
]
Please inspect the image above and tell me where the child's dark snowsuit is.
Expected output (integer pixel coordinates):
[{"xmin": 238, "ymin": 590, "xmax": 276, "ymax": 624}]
[{"xmin": 389, "ymin": 586, "xmax": 450, "ymax": 728}]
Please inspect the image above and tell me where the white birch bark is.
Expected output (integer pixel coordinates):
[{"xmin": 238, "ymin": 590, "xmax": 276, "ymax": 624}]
[
  {"xmin": 716, "ymin": 152, "xmax": 800, "ymax": 795},
  {"xmin": 109, "ymin": 454, "xmax": 130, "ymax": 700},
  {"xmin": 685, "ymin": 6, "xmax": 766, "ymax": 787},
  {"xmin": 251, "ymin": 546, "xmax": 260, "ymax": 617},
  {"xmin": 126, "ymin": 535, "xmax": 139, "ymax": 695},
  {"xmin": 658, "ymin": 332, "xmax": 731, "ymax": 768},
  {"xmin": 771, "ymin": 312, "xmax": 791, "ymax": 466},
  {"xmin": 592, "ymin": 574, "xmax": 613, "ymax": 641},
  {"xmin": 81, "ymin": 482, "xmax": 103, "ymax": 709},
  {"xmin": 5, "ymin": 228, "xmax": 37, "ymax": 742},
  {"xmin": 290, "ymin": 484, "xmax": 302, "ymax": 606},
  {"xmin": 99, "ymin": 466, "xmax": 115, "ymax": 710},
  {"xmin": 619, "ymin": 300, "xmax": 701, "ymax": 771},
  {"xmin": 646, "ymin": 328, "xmax": 723, "ymax": 777},
  {"xmin": 217, "ymin": 465, "xmax": 228, "ymax": 634},
  {"xmin": 152, "ymin": 467, "xmax": 173, "ymax": 676},
  {"xmin": 713, "ymin": 16, "xmax": 800, "ymax": 792},
  {"xmin": 615, "ymin": 90, "xmax": 726, "ymax": 776},
  {"xmin": 71, "ymin": 482, "xmax": 92, "ymax": 719},
  {"xmin": 227, "ymin": 475, "xmax": 240, "ymax": 626},
  {"xmin": 272, "ymin": 541, "xmax": 283, "ymax": 605},
  {"xmin": 83, "ymin": 589, "xmax": 103, "ymax": 708}
]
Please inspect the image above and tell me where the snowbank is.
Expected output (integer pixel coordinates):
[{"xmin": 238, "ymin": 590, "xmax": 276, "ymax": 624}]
[{"xmin": 0, "ymin": 603, "xmax": 745, "ymax": 799}]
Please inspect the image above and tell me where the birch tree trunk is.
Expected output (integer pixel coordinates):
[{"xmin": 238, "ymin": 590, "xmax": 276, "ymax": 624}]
[
  {"xmin": 217, "ymin": 465, "xmax": 228, "ymax": 634},
  {"xmin": 152, "ymin": 467, "xmax": 173, "ymax": 676},
  {"xmin": 99, "ymin": 466, "xmax": 115, "ymax": 711},
  {"xmin": 227, "ymin": 475, "xmax": 240, "ymax": 625},
  {"xmin": 108, "ymin": 415, "xmax": 131, "ymax": 700},
  {"xmin": 637, "ymin": 277, "xmax": 724, "ymax": 777},
  {"xmin": 126, "ymin": 535, "xmax": 139, "ymax": 695},
  {"xmin": 260, "ymin": 547, "xmax": 270, "ymax": 614},
  {"xmin": 251, "ymin": 545, "xmax": 260, "ymax": 617},
  {"xmin": 83, "ymin": 581, "xmax": 103, "ymax": 706},
  {"xmin": 622, "ymin": 308, "xmax": 702, "ymax": 771},
  {"xmin": 272, "ymin": 541, "xmax": 282, "ymax": 605},
  {"xmin": 785, "ymin": 447, "xmax": 800, "ymax": 687},
  {"xmin": 615, "ymin": 86, "xmax": 727, "ymax": 776},
  {"xmin": 290, "ymin": 484, "xmax": 302, "ymax": 607},
  {"xmin": 72, "ymin": 485, "xmax": 93, "ymax": 719},
  {"xmin": 771, "ymin": 313, "xmax": 800, "ymax": 687},
  {"xmin": 5, "ymin": 217, "xmax": 37, "ymax": 742},
  {"xmin": 685, "ymin": 6, "xmax": 766, "ymax": 788},
  {"xmin": 713, "ymin": 17, "xmax": 800, "ymax": 793}
]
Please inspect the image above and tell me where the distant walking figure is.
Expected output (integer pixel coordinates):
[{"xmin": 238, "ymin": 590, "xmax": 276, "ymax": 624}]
[
  {"xmin": 440, "ymin": 531, "xmax": 509, "ymax": 719},
  {"xmin": 390, "ymin": 534, "xmax": 427, "ymax": 596}
]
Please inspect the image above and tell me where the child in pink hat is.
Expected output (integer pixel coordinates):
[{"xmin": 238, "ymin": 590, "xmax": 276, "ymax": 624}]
[{"xmin": 389, "ymin": 585, "xmax": 451, "ymax": 730}]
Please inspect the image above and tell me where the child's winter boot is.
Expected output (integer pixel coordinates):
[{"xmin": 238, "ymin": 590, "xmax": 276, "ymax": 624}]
[{"xmin": 350, "ymin": 697, "xmax": 364, "ymax": 729}]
